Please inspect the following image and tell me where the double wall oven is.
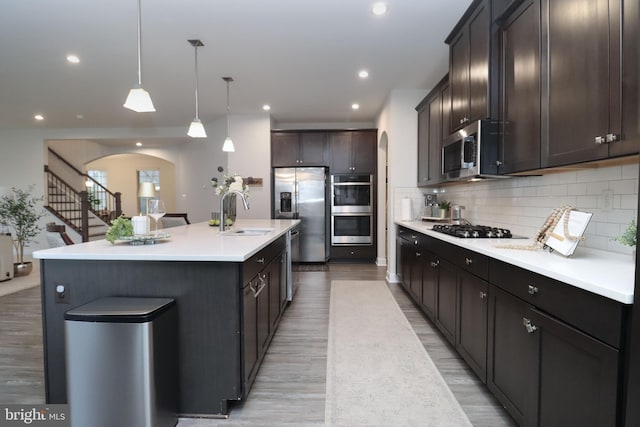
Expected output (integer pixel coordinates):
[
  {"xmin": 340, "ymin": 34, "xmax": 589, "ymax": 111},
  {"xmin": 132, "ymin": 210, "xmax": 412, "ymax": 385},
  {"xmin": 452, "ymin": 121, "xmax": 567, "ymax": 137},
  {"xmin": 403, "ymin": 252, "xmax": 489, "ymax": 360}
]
[{"xmin": 330, "ymin": 174, "xmax": 373, "ymax": 245}]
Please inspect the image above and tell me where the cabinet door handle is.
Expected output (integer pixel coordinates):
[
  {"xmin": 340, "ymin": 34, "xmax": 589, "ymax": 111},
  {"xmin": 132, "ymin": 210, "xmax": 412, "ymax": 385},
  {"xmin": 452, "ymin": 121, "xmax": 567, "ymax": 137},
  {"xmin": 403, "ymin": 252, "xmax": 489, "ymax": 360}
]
[
  {"xmin": 528, "ymin": 285, "xmax": 538, "ymax": 295},
  {"xmin": 465, "ymin": 257, "xmax": 473, "ymax": 265},
  {"xmin": 479, "ymin": 291, "xmax": 487, "ymax": 299},
  {"xmin": 459, "ymin": 118, "xmax": 465, "ymax": 125},
  {"xmin": 430, "ymin": 260, "xmax": 440, "ymax": 268},
  {"xmin": 415, "ymin": 252, "xmax": 421, "ymax": 257},
  {"xmin": 594, "ymin": 136, "xmax": 606, "ymax": 144},
  {"xmin": 606, "ymin": 133, "xmax": 619, "ymax": 143},
  {"xmin": 523, "ymin": 317, "xmax": 538, "ymax": 334}
]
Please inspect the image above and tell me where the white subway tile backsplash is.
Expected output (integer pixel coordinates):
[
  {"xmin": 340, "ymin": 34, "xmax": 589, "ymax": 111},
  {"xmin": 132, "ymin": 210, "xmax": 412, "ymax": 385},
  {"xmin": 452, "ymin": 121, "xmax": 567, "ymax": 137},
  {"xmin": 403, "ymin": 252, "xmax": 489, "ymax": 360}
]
[{"xmin": 437, "ymin": 163, "xmax": 638, "ymax": 254}]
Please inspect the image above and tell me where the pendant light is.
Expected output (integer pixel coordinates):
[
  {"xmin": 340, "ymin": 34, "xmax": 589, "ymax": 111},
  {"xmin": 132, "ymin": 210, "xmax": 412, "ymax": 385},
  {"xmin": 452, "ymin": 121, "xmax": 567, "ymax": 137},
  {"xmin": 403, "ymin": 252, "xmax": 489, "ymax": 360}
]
[
  {"xmin": 222, "ymin": 77, "xmax": 236, "ymax": 152},
  {"xmin": 123, "ymin": 0, "xmax": 155, "ymax": 112},
  {"xmin": 187, "ymin": 39, "xmax": 207, "ymax": 138}
]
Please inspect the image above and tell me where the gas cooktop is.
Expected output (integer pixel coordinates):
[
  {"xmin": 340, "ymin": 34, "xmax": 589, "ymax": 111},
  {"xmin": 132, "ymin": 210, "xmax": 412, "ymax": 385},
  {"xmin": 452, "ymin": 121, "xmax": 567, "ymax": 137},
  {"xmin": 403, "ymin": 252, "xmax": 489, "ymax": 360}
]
[{"xmin": 432, "ymin": 224, "xmax": 513, "ymax": 238}]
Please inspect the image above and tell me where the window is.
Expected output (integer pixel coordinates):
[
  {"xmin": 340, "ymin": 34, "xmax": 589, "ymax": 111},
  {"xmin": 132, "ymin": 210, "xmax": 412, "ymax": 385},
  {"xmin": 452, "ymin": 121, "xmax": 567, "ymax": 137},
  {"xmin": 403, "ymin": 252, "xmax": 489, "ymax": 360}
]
[
  {"xmin": 138, "ymin": 170, "xmax": 160, "ymax": 214},
  {"xmin": 86, "ymin": 170, "xmax": 107, "ymax": 210}
]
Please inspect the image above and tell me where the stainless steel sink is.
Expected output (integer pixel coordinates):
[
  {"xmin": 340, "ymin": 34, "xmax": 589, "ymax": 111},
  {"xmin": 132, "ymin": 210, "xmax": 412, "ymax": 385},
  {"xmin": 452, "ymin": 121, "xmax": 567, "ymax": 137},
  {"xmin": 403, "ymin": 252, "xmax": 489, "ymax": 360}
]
[{"xmin": 221, "ymin": 228, "xmax": 274, "ymax": 236}]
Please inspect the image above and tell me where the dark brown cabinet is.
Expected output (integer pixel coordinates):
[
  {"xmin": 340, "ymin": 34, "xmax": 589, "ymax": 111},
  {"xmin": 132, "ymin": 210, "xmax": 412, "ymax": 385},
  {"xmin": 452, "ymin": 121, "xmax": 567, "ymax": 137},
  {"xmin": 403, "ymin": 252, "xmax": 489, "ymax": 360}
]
[
  {"xmin": 499, "ymin": 0, "xmax": 542, "ymax": 173},
  {"xmin": 446, "ymin": 0, "xmax": 492, "ymax": 132},
  {"xmin": 487, "ymin": 285, "xmax": 536, "ymax": 426},
  {"xmin": 398, "ymin": 225, "xmax": 626, "ymax": 426},
  {"xmin": 542, "ymin": 0, "xmax": 624, "ymax": 167},
  {"xmin": 435, "ymin": 259, "xmax": 457, "ymax": 345},
  {"xmin": 328, "ymin": 130, "xmax": 377, "ymax": 174},
  {"xmin": 497, "ymin": 0, "xmax": 639, "ymax": 173},
  {"xmin": 528, "ymin": 308, "xmax": 619, "ymax": 427},
  {"xmin": 271, "ymin": 131, "xmax": 327, "ymax": 167},
  {"xmin": 456, "ymin": 269, "xmax": 488, "ymax": 382},
  {"xmin": 488, "ymin": 259, "xmax": 624, "ymax": 427},
  {"xmin": 416, "ymin": 76, "xmax": 447, "ymax": 186}
]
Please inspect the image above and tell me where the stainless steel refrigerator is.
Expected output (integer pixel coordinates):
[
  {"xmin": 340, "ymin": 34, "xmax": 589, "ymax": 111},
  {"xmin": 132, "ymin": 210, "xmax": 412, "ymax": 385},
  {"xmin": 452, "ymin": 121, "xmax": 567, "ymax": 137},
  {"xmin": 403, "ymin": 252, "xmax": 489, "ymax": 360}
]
[{"xmin": 273, "ymin": 167, "xmax": 328, "ymax": 262}]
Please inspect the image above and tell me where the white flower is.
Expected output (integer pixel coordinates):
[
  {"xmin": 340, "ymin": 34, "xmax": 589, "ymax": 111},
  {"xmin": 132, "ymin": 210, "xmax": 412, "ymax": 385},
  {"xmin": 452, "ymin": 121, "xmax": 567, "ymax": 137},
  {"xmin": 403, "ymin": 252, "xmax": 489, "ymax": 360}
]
[{"xmin": 229, "ymin": 177, "xmax": 244, "ymax": 192}]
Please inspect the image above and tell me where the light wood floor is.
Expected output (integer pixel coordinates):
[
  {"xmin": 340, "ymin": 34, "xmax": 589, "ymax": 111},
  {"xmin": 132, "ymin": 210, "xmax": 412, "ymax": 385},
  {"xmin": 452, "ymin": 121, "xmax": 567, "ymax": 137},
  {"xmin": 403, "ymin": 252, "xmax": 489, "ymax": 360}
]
[{"xmin": 0, "ymin": 263, "xmax": 515, "ymax": 426}]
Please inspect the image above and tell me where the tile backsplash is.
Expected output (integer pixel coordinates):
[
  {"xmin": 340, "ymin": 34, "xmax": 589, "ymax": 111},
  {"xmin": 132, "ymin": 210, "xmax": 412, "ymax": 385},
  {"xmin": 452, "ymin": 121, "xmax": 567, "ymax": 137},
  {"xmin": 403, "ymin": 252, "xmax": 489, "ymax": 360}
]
[{"xmin": 395, "ymin": 162, "xmax": 639, "ymax": 254}]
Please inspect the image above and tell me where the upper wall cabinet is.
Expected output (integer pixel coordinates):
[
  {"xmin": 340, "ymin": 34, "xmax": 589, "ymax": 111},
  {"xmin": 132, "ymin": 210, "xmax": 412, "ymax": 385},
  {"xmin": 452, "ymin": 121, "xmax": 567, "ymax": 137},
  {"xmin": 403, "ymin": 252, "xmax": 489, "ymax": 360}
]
[
  {"xmin": 499, "ymin": 0, "xmax": 542, "ymax": 174},
  {"xmin": 498, "ymin": 0, "xmax": 639, "ymax": 174},
  {"xmin": 541, "ymin": 0, "xmax": 636, "ymax": 167},
  {"xmin": 328, "ymin": 130, "xmax": 377, "ymax": 174},
  {"xmin": 417, "ymin": 76, "xmax": 448, "ymax": 186},
  {"xmin": 620, "ymin": 0, "xmax": 640, "ymax": 153},
  {"xmin": 271, "ymin": 132, "xmax": 327, "ymax": 167},
  {"xmin": 446, "ymin": 0, "xmax": 494, "ymax": 133}
]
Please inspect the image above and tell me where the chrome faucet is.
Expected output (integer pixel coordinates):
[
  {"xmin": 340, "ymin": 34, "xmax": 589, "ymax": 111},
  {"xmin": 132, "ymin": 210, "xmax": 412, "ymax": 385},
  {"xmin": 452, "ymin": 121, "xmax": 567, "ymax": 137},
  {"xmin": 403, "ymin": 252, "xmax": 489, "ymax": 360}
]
[{"xmin": 220, "ymin": 190, "xmax": 250, "ymax": 232}]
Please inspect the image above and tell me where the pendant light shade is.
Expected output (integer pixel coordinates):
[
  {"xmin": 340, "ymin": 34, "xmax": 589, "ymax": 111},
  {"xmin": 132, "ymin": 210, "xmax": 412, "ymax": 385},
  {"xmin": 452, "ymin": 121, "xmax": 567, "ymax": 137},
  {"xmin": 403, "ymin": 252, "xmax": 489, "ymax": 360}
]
[
  {"xmin": 222, "ymin": 77, "xmax": 235, "ymax": 152},
  {"xmin": 187, "ymin": 39, "xmax": 206, "ymax": 138},
  {"xmin": 123, "ymin": 0, "xmax": 155, "ymax": 112},
  {"xmin": 188, "ymin": 118, "xmax": 207, "ymax": 138}
]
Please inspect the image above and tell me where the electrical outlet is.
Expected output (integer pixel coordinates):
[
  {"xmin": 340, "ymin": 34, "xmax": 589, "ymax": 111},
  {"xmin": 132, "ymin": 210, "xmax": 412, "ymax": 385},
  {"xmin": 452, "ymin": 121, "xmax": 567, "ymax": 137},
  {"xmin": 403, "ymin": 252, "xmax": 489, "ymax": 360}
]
[
  {"xmin": 55, "ymin": 284, "xmax": 70, "ymax": 304},
  {"xmin": 602, "ymin": 189, "xmax": 614, "ymax": 212}
]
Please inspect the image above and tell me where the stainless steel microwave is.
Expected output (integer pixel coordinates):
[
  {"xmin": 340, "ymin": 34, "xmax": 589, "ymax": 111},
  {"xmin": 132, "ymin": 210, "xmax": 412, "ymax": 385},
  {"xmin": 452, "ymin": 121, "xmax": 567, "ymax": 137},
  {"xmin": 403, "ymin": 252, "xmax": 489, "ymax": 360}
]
[{"xmin": 441, "ymin": 120, "xmax": 504, "ymax": 181}]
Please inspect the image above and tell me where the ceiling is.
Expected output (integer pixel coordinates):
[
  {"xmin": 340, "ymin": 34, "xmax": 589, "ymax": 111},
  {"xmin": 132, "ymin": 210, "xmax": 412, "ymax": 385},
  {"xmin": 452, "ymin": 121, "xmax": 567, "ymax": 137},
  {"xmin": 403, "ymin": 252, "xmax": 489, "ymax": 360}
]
[{"xmin": 0, "ymin": 0, "xmax": 471, "ymax": 136}]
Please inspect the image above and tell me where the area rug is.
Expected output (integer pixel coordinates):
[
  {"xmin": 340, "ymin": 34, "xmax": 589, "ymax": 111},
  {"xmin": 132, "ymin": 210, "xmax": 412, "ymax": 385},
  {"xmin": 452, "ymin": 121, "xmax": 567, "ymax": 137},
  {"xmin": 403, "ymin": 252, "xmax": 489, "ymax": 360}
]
[{"xmin": 325, "ymin": 280, "xmax": 472, "ymax": 427}]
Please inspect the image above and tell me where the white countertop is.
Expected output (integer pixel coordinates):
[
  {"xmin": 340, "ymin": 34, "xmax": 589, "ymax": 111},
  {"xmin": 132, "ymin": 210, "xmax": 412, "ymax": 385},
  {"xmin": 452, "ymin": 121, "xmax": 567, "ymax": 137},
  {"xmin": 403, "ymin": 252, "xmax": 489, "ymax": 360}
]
[
  {"xmin": 396, "ymin": 220, "xmax": 636, "ymax": 304},
  {"xmin": 33, "ymin": 219, "xmax": 300, "ymax": 262}
]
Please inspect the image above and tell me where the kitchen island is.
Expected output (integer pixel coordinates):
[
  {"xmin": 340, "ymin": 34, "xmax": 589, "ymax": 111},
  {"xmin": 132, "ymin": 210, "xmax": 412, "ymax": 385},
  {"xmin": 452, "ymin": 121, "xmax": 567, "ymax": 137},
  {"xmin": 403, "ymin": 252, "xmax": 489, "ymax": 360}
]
[{"xmin": 34, "ymin": 219, "xmax": 299, "ymax": 417}]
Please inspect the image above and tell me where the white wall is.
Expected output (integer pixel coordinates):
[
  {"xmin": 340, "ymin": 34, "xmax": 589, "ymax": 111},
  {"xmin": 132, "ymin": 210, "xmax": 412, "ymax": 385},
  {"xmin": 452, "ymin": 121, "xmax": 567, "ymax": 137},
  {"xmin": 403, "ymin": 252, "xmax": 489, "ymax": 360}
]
[
  {"xmin": 228, "ymin": 114, "xmax": 272, "ymax": 220},
  {"xmin": 376, "ymin": 89, "xmax": 428, "ymax": 281}
]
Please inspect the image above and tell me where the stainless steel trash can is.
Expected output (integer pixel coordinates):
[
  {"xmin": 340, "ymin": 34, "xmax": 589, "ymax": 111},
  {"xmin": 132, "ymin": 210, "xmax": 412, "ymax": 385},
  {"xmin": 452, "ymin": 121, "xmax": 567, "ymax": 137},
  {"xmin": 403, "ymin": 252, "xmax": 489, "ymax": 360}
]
[{"xmin": 65, "ymin": 297, "xmax": 178, "ymax": 427}]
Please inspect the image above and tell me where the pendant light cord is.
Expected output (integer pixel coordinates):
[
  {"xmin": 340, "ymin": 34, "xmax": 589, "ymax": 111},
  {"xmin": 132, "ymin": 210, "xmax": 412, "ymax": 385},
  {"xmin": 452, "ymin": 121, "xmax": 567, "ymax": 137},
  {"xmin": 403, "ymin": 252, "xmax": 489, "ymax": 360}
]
[
  {"xmin": 194, "ymin": 45, "xmax": 200, "ymax": 119},
  {"xmin": 136, "ymin": 0, "xmax": 143, "ymax": 86},
  {"xmin": 226, "ymin": 80, "xmax": 231, "ymax": 136}
]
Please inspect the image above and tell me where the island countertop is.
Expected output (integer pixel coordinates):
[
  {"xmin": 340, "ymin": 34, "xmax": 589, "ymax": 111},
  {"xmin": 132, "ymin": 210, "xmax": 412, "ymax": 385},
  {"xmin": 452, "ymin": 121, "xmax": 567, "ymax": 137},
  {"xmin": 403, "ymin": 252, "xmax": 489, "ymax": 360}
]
[
  {"xmin": 33, "ymin": 219, "xmax": 300, "ymax": 262},
  {"xmin": 396, "ymin": 220, "xmax": 635, "ymax": 304}
]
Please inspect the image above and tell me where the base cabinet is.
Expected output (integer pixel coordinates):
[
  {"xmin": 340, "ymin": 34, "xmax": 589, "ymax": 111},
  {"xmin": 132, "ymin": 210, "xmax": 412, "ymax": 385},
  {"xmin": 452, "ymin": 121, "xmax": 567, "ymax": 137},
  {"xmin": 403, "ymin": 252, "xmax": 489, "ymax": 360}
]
[
  {"xmin": 488, "ymin": 285, "xmax": 620, "ymax": 427},
  {"xmin": 457, "ymin": 270, "xmax": 488, "ymax": 382},
  {"xmin": 397, "ymin": 225, "xmax": 625, "ymax": 427}
]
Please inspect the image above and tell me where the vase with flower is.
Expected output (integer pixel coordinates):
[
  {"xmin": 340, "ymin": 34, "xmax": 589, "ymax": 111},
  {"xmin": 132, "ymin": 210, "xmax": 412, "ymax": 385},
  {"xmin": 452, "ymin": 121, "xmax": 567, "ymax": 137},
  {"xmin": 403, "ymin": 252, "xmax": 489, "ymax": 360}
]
[{"xmin": 211, "ymin": 174, "xmax": 250, "ymax": 226}]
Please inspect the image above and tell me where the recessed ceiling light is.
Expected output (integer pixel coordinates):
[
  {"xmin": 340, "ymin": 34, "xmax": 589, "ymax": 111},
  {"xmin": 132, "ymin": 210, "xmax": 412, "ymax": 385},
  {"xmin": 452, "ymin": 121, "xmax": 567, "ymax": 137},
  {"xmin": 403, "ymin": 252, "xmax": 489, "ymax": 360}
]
[
  {"xmin": 351, "ymin": 103, "xmax": 360, "ymax": 110},
  {"xmin": 66, "ymin": 54, "xmax": 80, "ymax": 64},
  {"xmin": 372, "ymin": 2, "xmax": 387, "ymax": 16},
  {"xmin": 358, "ymin": 70, "xmax": 369, "ymax": 79},
  {"xmin": 34, "ymin": 114, "xmax": 44, "ymax": 121},
  {"xmin": 136, "ymin": 141, "xmax": 143, "ymax": 147},
  {"xmin": 262, "ymin": 104, "xmax": 271, "ymax": 111},
  {"xmin": 75, "ymin": 114, "xmax": 84, "ymax": 120}
]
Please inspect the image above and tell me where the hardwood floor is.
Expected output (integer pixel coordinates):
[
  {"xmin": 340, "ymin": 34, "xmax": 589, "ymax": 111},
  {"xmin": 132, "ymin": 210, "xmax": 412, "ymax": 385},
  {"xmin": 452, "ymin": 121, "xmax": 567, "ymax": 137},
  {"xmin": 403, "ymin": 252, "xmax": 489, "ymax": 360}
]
[{"xmin": 0, "ymin": 263, "xmax": 515, "ymax": 426}]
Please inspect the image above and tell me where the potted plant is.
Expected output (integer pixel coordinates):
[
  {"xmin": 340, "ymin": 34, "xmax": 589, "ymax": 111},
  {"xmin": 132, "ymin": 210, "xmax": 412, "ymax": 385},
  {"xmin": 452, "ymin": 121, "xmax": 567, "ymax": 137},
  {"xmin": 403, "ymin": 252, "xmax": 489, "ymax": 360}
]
[
  {"xmin": 614, "ymin": 219, "xmax": 637, "ymax": 256},
  {"xmin": 438, "ymin": 200, "xmax": 451, "ymax": 219},
  {"xmin": 0, "ymin": 185, "xmax": 45, "ymax": 276}
]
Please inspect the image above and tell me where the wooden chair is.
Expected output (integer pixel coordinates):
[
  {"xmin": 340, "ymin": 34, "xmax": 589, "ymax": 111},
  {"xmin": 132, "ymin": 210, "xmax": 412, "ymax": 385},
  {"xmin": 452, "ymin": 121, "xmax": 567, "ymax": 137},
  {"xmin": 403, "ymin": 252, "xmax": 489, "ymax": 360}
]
[
  {"xmin": 161, "ymin": 213, "xmax": 190, "ymax": 229},
  {"xmin": 46, "ymin": 223, "xmax": 74, "ymax": 247}
]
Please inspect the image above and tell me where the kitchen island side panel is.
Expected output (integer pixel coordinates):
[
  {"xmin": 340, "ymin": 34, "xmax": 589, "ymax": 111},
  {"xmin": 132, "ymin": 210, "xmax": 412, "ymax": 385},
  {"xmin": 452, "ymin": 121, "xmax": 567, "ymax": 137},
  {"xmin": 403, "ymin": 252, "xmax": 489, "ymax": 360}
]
[{"xmin": 40, "ymin": 259, "xmax": 241, "ymax": 415}]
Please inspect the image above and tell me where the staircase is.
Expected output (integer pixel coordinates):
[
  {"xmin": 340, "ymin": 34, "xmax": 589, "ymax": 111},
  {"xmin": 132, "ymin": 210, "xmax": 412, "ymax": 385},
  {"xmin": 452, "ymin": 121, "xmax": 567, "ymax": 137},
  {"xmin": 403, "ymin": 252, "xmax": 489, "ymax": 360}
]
[{"xmin": 44, "ymin": 149, "xmax": 122, "ymax": 242}]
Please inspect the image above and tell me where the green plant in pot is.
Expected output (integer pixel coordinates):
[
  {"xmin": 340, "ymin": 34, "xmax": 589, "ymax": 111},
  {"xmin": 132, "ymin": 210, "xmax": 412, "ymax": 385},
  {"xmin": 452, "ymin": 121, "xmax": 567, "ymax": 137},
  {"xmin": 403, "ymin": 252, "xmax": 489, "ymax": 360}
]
[
  {"xmin": 438, "ymin": 200, "xmax": 451, "ymax": 219},
  {"xmin": 613, "ymin": 219, "xmax": 637, "ymax": 256},
  {"xmin": 0, "ymin": 185, "xmax": 45, "ymax": 276}
]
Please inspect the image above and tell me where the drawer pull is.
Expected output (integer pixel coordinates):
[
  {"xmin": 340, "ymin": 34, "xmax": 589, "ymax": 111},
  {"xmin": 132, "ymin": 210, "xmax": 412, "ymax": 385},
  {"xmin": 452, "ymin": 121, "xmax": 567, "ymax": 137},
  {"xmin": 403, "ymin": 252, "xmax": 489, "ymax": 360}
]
[
  {"xmin": 523, "ymin": 317, "xmax": 538, "ymax": 334},
  {"xmin": 430, "ymin": 260, "xmax": 440, "ymax": 268},
  {"xmin": 465, "ymin": 257, "xmax": 473, "ymax": 265},
  {"xmin": 256, "ymin": 257, "xmax": 265, "ymax": 264},
  {"xmin": 479, "ymin": 291, "xmax": 487, "ymax": 299},
  {"xmin": 595, "ymin": 135, "xmax": 605, "ymax": 144},
  {"xmin": 414, "ymin": 240, "xmax": 419, "ymax": 245},
  {"xmin": 528, "ymin": 285, "xmax": 538, "ymax": 295},
  {"xmin": 416, "ymin": 252, "xmax": 422, "ymax": 257}
]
